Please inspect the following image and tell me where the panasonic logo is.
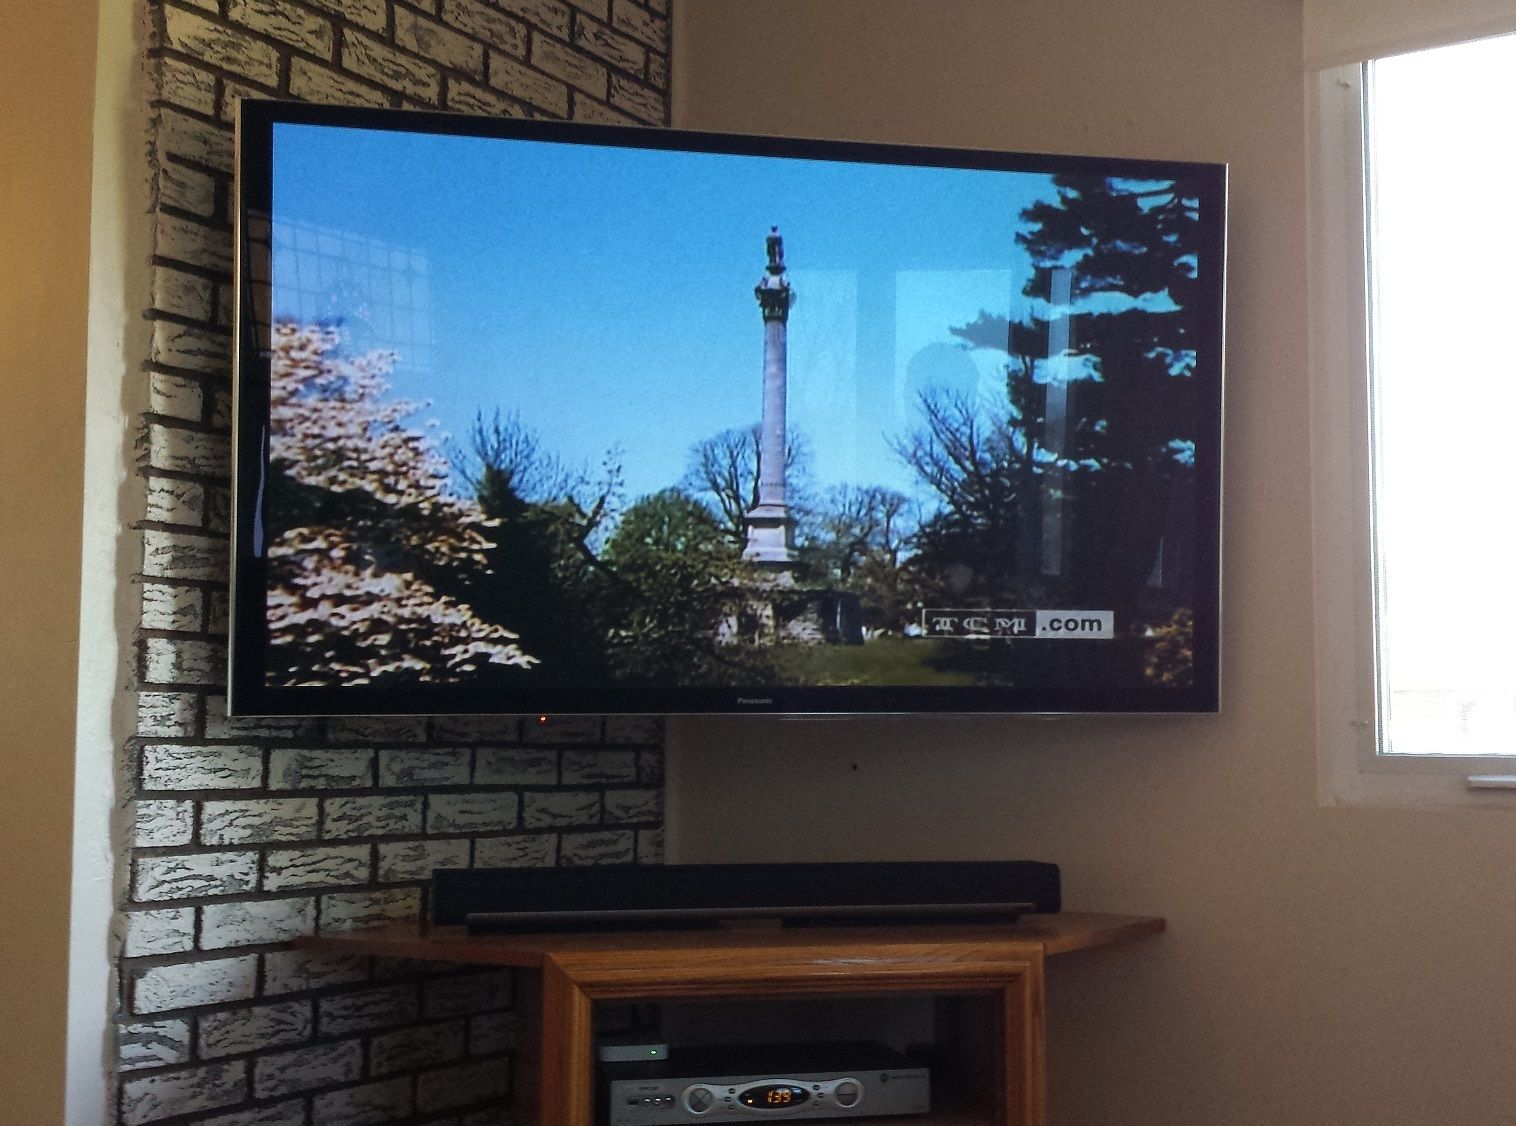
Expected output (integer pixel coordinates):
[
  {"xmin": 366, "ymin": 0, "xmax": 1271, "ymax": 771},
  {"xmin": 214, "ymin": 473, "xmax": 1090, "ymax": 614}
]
[{"xmin": 735, "ymin": 697, "xmax": 775, "ymax": 706}]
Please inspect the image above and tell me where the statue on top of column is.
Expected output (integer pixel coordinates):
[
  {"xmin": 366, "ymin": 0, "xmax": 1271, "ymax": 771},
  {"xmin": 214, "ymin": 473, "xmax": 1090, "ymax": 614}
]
[{"xmin": 755, "ymin": 226, "xmax": 793, "ymax": 324}]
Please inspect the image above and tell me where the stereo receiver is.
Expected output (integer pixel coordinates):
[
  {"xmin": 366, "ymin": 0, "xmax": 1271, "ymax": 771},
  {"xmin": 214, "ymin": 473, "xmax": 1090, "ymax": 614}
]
[{"xmin": 601, "ymin": 1042, "xmax": 929, "ymax": 1126}]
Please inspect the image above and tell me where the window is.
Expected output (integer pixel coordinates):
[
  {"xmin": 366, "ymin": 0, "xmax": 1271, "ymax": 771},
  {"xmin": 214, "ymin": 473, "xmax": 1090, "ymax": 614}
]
[{"xmin": 1311, "ymin": 35, "xmax": 1516, "ymax": 805}]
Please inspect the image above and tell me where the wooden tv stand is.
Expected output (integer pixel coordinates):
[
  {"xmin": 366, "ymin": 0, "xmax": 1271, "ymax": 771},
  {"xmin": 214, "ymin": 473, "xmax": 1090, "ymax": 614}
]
[{"xmin": 299, "ymin": 912, "xmax": 1162, "ymax": 1126}]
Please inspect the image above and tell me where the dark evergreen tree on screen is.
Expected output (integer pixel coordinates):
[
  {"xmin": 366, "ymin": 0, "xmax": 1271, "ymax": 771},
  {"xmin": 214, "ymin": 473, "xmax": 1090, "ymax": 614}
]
[
  {"xmin": 928, "ymin": 175, "xmax": 1205, "ymax": 608},
  {"xmin": 1018, "ymin": 175, "xmax": 1202, "ymax": 605}
]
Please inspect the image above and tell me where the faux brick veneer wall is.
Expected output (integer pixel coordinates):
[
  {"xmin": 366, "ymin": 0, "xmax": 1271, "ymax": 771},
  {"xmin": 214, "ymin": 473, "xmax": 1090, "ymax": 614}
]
[{"xmin": 121, "ymin": 1, "xmax": 671, "ymax": 1123}]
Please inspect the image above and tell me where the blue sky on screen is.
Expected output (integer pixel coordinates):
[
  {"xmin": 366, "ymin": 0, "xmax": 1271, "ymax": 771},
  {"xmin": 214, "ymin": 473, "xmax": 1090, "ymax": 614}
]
[{"xmin": 270, "ymin": 122, "xmax": 1061, "ymax": 504}]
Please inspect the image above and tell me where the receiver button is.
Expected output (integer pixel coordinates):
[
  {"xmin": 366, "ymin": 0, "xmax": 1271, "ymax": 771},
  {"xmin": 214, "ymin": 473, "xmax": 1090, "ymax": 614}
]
[
  {"xmin": 685, "ymin": 1087, "xmax": 715, "ymax": 1114},
  {"xmin": 832, "ymin": 1081, "xmax": 861, "ymax": 1108}
]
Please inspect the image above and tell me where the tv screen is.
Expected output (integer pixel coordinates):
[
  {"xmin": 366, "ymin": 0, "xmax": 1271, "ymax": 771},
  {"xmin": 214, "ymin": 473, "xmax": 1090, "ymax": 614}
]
[{"xmin": 230, "ymin": 99, "xmax": 1225, "ymax": 716}]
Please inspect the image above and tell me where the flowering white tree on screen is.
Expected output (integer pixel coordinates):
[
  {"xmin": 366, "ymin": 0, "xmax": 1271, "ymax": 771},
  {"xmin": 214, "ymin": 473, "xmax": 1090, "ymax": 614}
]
[{"xmin": 264, "ymin": 321, "xmax": 536, "ymax": 685}]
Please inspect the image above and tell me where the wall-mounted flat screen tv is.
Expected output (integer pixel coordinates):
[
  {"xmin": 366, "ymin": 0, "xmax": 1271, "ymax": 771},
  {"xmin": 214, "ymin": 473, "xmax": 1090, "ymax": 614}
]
[{"xmin": 230, "ymin": 99, "xmax": 1225, "ymax": 716}]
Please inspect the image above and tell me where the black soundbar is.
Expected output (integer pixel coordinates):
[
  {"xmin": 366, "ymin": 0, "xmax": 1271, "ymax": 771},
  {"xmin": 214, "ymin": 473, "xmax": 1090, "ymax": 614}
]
[{"xmin": 432, "ymin": 861, "xmax": 1060, "ymax": 933}]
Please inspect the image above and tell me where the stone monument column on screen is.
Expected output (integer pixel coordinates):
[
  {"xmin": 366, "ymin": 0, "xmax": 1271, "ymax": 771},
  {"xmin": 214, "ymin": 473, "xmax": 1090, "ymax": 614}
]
[{"xmin": 743, "ymin": 226, "xmax": 798, "ymax": 574}]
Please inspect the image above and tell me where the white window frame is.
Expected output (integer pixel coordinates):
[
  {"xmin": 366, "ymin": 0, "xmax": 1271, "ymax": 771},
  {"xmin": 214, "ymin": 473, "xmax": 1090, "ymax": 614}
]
[{"xmin": 1309, "ymin": 60, "xmax": 1516, "ymax": 808}]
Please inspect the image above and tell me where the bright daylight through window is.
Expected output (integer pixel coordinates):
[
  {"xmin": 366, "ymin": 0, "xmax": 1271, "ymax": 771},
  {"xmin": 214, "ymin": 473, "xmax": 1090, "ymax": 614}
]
[{"xmin": 1367, "ymin": 34, "xmax": 1516, "ymax": 759}]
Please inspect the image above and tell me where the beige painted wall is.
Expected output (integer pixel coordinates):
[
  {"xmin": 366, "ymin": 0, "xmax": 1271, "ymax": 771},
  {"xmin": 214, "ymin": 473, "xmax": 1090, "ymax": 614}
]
[
  {"xmin": 0, "ymin": 0, "xmax": 100, "ymax": 1117},
  {"xmin": 668, "ymin": 3, "xmax": 1516, "ymax": 1124}
]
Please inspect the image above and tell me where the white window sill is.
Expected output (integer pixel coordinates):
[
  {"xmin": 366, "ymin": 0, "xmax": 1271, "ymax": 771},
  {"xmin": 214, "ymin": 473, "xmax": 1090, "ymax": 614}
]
[{"xmin": 1316, "ymin": 716, "xmax": 1516, "ymax": 809}]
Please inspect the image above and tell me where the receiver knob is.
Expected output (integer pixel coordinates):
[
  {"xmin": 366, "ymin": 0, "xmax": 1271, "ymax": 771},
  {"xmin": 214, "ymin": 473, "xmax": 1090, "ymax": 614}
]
[
  {"xmin": 685, "ymin": 1087, "xmax": 715, "ymax": 1114},
  {"xmin": 832, "ymin": 1080, "xmax": 861, "ymax": 1108}
]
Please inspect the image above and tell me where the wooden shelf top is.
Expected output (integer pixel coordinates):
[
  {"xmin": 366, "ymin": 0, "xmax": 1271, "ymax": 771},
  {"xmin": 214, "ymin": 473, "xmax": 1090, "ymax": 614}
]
[{"xmin": 295, "ymin": 911, "xmax": 1163, "ymax": 970}]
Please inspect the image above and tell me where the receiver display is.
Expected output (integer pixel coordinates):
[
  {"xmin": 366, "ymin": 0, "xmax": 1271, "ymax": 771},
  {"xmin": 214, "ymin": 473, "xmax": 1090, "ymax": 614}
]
[{"xmin": 741, "ymin": 1085, "xmax": 810, "ymax": 1110}]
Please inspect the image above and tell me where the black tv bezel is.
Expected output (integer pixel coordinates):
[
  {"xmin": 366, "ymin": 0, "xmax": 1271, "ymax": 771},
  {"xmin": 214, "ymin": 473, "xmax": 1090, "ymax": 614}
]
[{"xmin": 229, "ymin": 98, "xmax": 1226, "ymax": 718}]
